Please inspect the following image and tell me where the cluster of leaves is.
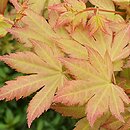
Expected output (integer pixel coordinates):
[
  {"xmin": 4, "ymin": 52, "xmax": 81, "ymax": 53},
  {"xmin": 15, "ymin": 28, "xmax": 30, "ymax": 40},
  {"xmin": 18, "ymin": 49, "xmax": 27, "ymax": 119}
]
[
  {"xmin": 0, "ymin": 32, "xmax": 75, "ymax": 130},
  {"xmin": 0, "ymin": 0, "xmax": 130, "ymax": 130}
]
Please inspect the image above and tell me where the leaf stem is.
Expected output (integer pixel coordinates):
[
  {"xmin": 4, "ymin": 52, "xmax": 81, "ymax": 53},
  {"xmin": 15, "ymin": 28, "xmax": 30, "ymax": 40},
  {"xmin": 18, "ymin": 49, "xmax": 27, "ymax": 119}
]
[{"xmin": 77, "ymin": 7, "xmax": 126, "ymax": 15}]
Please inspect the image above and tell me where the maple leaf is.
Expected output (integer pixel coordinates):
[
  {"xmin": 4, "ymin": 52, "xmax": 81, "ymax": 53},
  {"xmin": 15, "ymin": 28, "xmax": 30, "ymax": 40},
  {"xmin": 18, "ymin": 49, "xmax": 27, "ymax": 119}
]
[
  {"xmin": 109, "ymin": 20, "xmax": 127, "ymax": 33},
  {"xmin": 54, "ymin": 48, "xmax": 130, "ymax": 126},
  {"xmin": 56, "ymin": 39, "xmax": 88, "ymax": 60},
  {"xmin": 48, "ymin": 10, "xmax": 71, "ymax": 39},
  {"xmin": 102, "ymin": 109, "xmax": 130, "ymax": 130},
  {"xmin": 8, "ymin": 7, "xmax": 88, "ymax": 60},
  {"xmin": 111, "ymin": 25, "xmax": 130, "ymax": 62},
  {"xmin": 10, "ymin": 1, "xmax": 129, "ymax": 70},
  {"xmin": 27, "ymin": 0, "xmax": 61, "ymax": 14},
  {"xmin": 1, "ymin": 0, "xmax": 130, "ymax": 129},
  {"xmin": 89, "ymin": 0, "xmax": 115, "ymax": 11},
  {"xmin": 51, "ymin": 104, "xmax": 85, "ymax": 119},
  {"xmin": 87, "ymin": 14, "xmax": 111, "ymax": 35},
  {"xmin": 0, "ymin": 74, "xmax": 47, "ymax": 101},
  {"xmin": 0, "ymin": 40, "xmax": 67, "ymax": 127},
  {"xmin": 49, "ymin": 12, "xmax": 89, "ymax": 60},
  {"xmin": 89, "ymin": 0, "xmax": 125, "ymax": 22},
  {"xmin": 74, "ymin": 114, "xmax": 109, "ymax": 130},
  {"xmin": 10, "ymin": 0, "xmax": 63, "ymax": 47},
  {"xmin": 0, "ymin": 15, "xmax": 13, "ymax": 38},
  {"xmin": 110, "ymin": 24, "xmax": 130, "ymax": 71},
  {"xmin": 54, "ymin": 80, "xmax": 129, "ymax": 126},
  {"xmin": 71, "ymin": 25, "xmax": 112, "ymax": 57},
  {"xmin": 49, "ymin": 0, "xmax": 88, "ymax": 30},
  {"xmin": 71, "ymin": 23, "xmax": 130, "ymax": 71},
  {"xmin": 8, "ymin": 8, "xmax": 58, "ymax": 47},
  {"xmin": 27, "ymin": 73, "xmax": 65, "ymax": 127}
]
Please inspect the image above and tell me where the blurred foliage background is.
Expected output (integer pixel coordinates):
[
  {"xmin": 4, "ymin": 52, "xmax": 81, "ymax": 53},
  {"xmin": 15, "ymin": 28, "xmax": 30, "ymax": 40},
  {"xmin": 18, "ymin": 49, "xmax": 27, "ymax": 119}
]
[{"xmin": 0, "ymin": 1, "xmax": 76, "ymax": 130}]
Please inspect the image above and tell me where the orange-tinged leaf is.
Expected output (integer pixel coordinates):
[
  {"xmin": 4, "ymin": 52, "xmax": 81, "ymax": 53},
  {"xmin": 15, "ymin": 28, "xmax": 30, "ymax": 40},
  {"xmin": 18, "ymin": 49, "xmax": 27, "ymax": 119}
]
[
  {"xmin": 54, "ymin": 80, "xmax": 100, "ymax": 105},
  {"xmin": 0, "ymin": 74, "xmax": 46, "ymax": 101},
  {"xmin": 109, "ymin": 24, "xmax": 130, "ymax": 70},
  {"xmin": 29, "ymin": 0, "xmax": 61, "ymax": 14},
  {"xmin": 109, "ymin": 20, "xmax": 126, "ymax": 33},
  {"xmin": 71, "ymin": 26, "xmax": 96, "ymax": 47},
  {"xmin": 9, "ymin": 27, "xmax": 54, "ymax": 47},
  {"xmin": 111, "ymin": 25, "xmax": 130, "ymax": 61},
  {"xmin": 104, "ymin": 52, "xmax": 114, "ymax": 80},
  {"xmin": 51, "ymin": 104, "xmax": 85, "ymax": 119},
  {"xmin": 48, "ymin": 11, "xmax": 70, "ymax": 39},
  {"xmin": 2, "ymin": 0, "xmax": 130, "ymax": 129},
  {"xmin": 115, "ymin": 45, "xmax": 130, "ymax": 61},
  {"xmin": 28, "ymin": 0, "xmax": 46, "ymax": 14},
  {"xmin": 60, "ymin": 48, "xmax": 113, "ymax": 82},
  {"xmin": 11, "ymin": 0, "xmax": 61, "ymax": 15},
  {"xmin": 89, "ymin": 0, "xmax": 125, "ymax": 23},
  {"xmin": 31, "ymin": 40, "xmax": 62, "ymax": 71},
  {"xmin": 0, "ymin": 40, "xmax": 67, "ymax": 127},
  {"xmin": 60, "ymin": 58, "xmax": 106, "ymax": 83},
  {"xmin": 71, "ymin": 26, "xmax": 112, "ymax": 56},
  {"xmin": 49, "ymin": 0, "xmax": 87, "ymax": 29},
  {"xmin": 0, "ymin": 48, "xmax": 67, "ymax": 127},
  {"xmin": 23, "ymin": 9, "xmax": 56, "ymax": 37},
  {"xmin": 71, "ymin": 25, "xmax": 129, "ymax": 71},
  {"xmin": 27, "ymin": 86, "xmax": 56, "ymax": 128},
  {"xmin": 55, "ymin": 45, "xmax": 129, "ymax": 125},
  {"xmin": 72, "ymin": 11, "xmax": 88, "ymax": 30},
  {"xmin": 92, "ymin": 29, "xmax": 113, "ymax": 56},
  {"xmin": 112, "ymin": 0, "xmax": 130, "ymax": 3},
  {"xmin": 27, "ymin": 73, "xmax": 65, "ymax": 127},
  {"xmin": 56, "ymin": 11, "xmax": 75, "ymax": 27},
  {"xmin": 47, "ymin": 0, "xmax": 61, "ymax": 7},
  {"xmin": 89, "ymin": 0, "xmax": 115, "ymax": 10},
  {"xmin": 48, "ymin": 3, "xmax": 67, "ymax": 14},
  {"xmin": 0, "ymin": 52, "xmax": 55, "ymax": 74},
  {"xmin": 55, "ymin": 80, "xmax": 130, "ymax": 126},
  {"xmin": 65, "ymin": 0, "xmax": 86, "ymax": 9},
  {"xmin": 9, "ymin": 9, "xmax": 58, "ymax": 46},
  {"xmin": 86, "ymin": 85, "xmax": 111, "ymax": 126},
  {"xmin": 57, "ymin": 39, "xmax": 88, "ymax": 59},
  {"xmin": 87, "ymin": 14, "xmax": 110, "ymax": 36},
  {"xmin": 87, "ymin": 47, "xmax": 113, "ymax": 81},
  {"xmin": 87, "ymin": 84, "xmax": 130, "ymax": 126}
]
